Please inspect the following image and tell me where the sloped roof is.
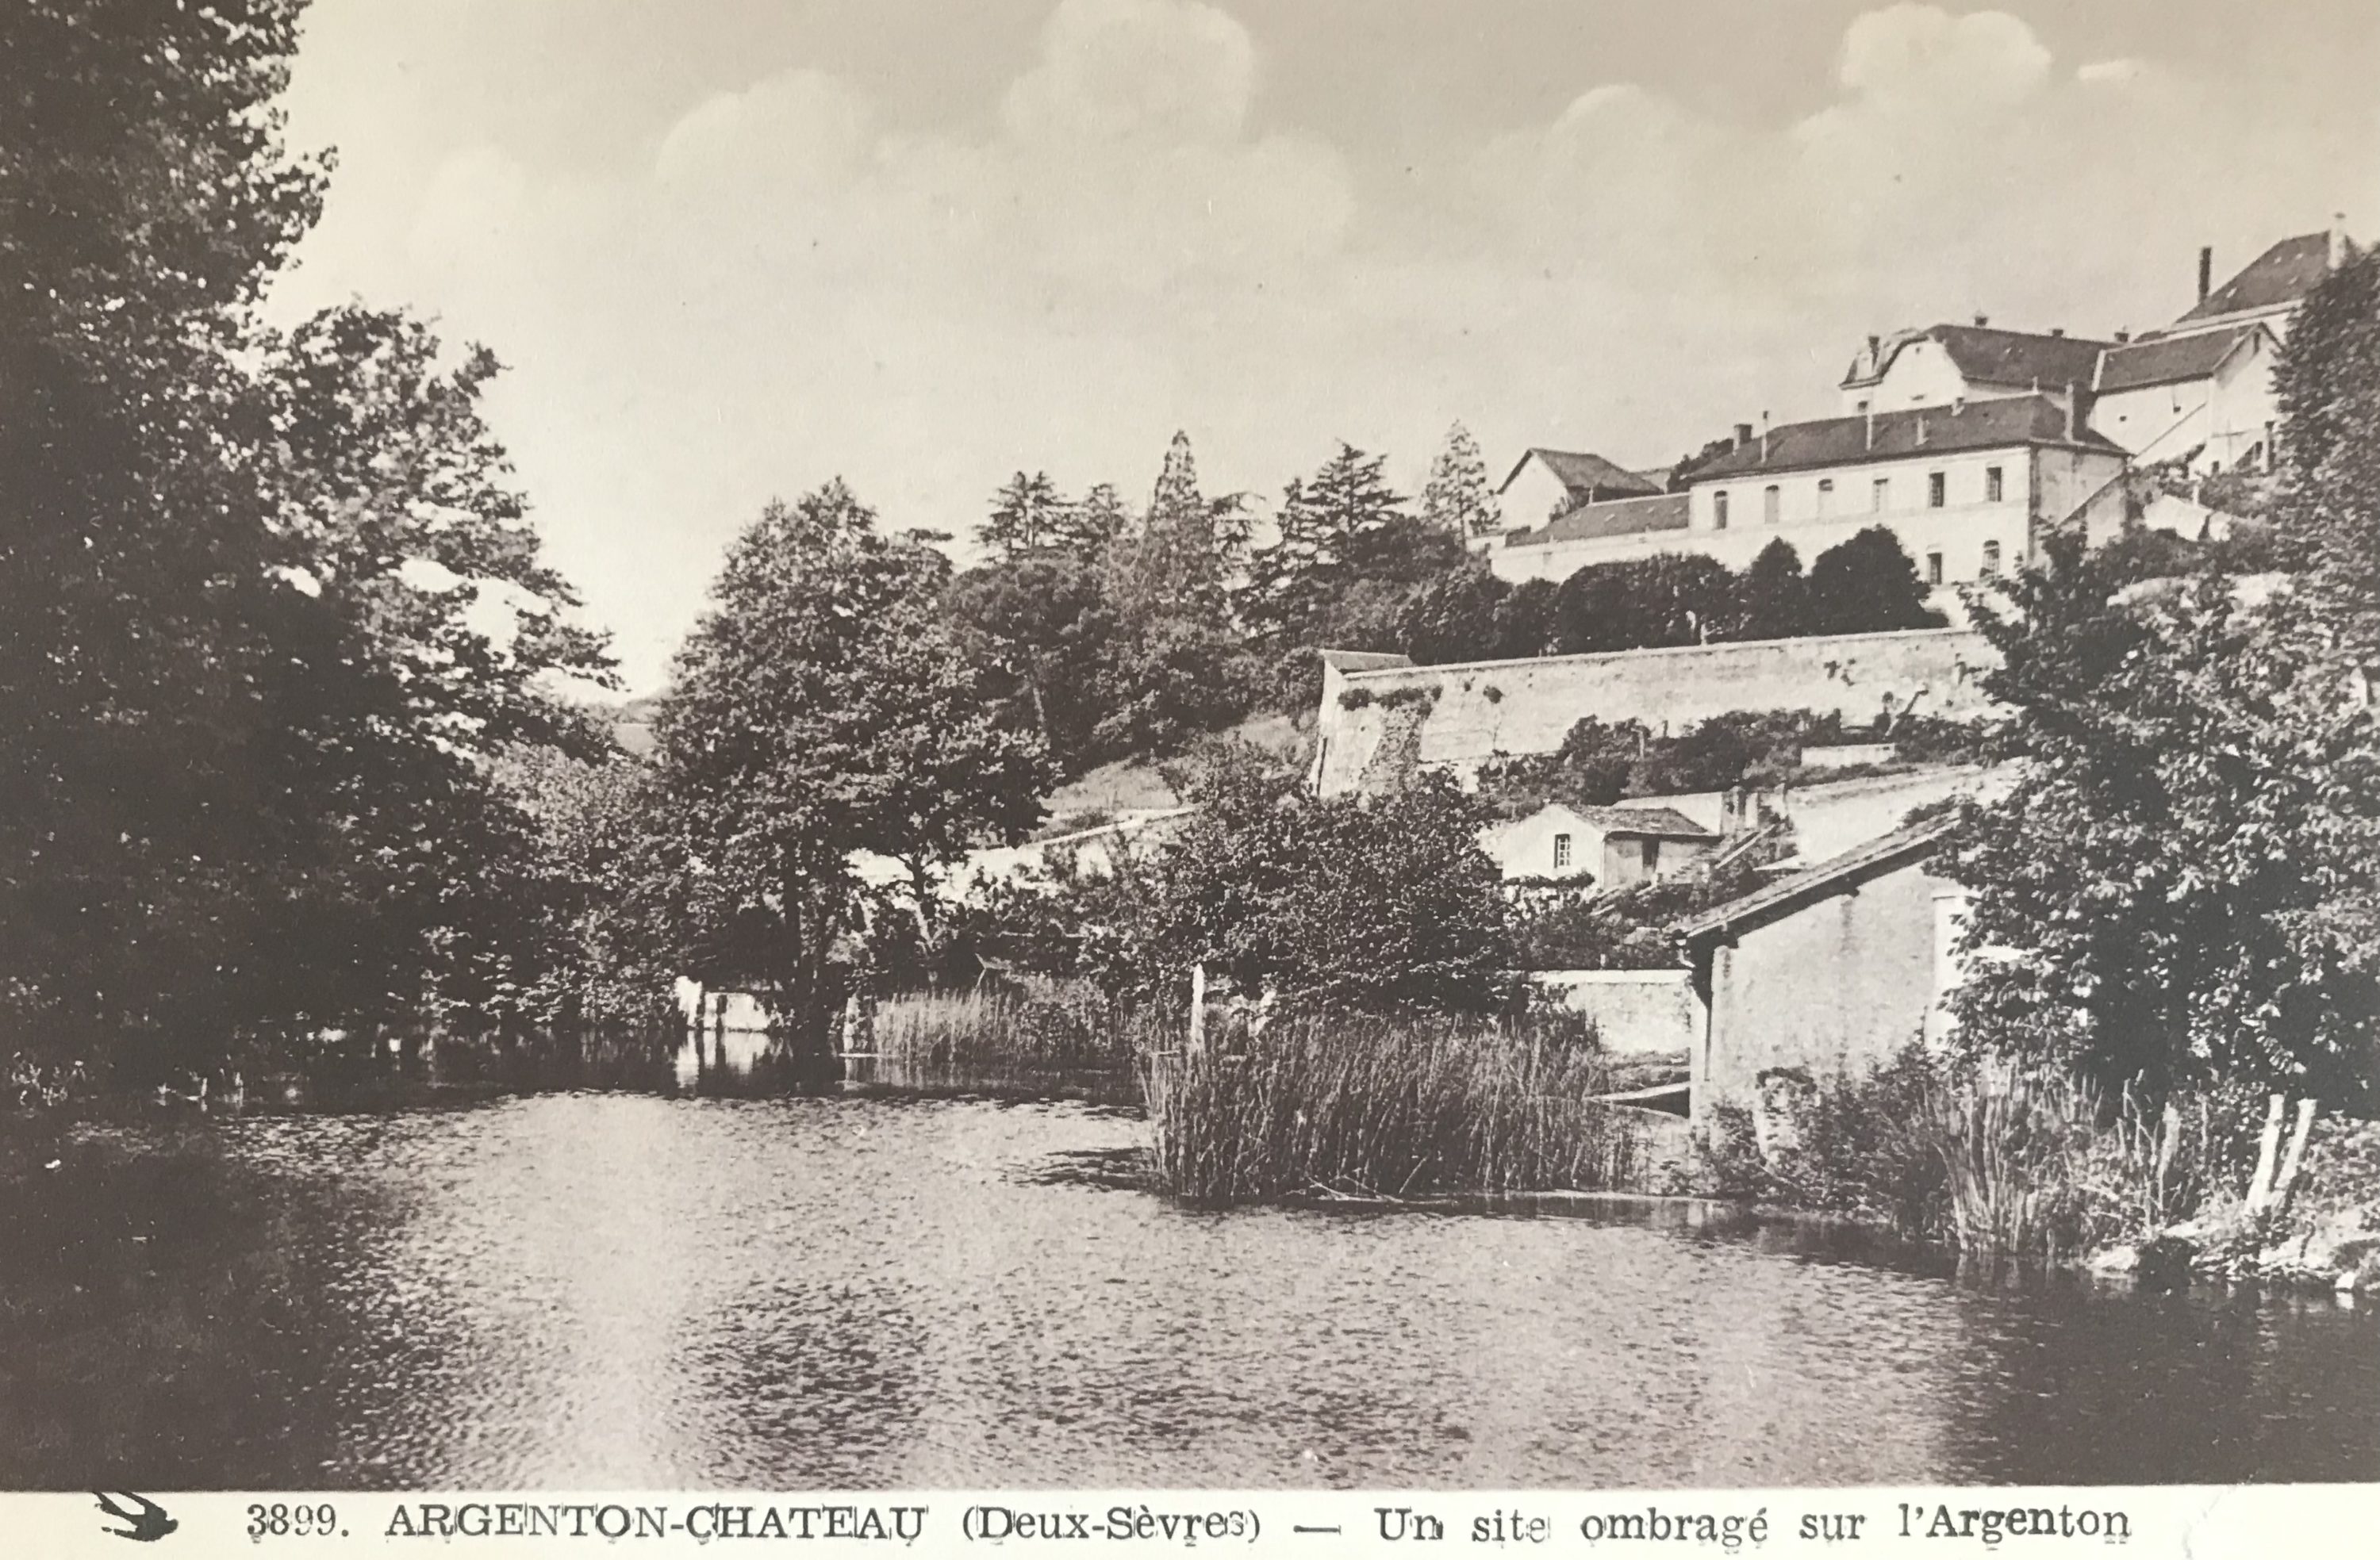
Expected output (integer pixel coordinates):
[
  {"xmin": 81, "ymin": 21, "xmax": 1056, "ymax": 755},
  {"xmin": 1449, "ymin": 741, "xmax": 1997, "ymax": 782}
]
[
  {"xmin": 1844, "ymin": 324, "xmax": 2111, "ymax": 392},
  {"xmin": 1500, "ymin": 448, "xmax": 1666, "ymax": 501},
  {"xmin": 1504, "ymin": 492, "xmax": 1690, "ymax": 548},
  {"xmin": 1595, "ymin": 806, "xmax": 1717, "ymax": 839},
  {"xmin": 1678, "ymin": 816, "xmax": 1956, "ymax": 945},
  {"xmin": 2174, "ymin": 233, "xmax": 2332, "ymax": 325},
  {"xmin": 1688, "ymin": 393, "xmax": 2123, "ymax": 483},
  {"xmin": 2096, "ymin": 324, "xmax": 2265, "ymax": 392},
  {"xmin": 1510, "ymin": 802, "xmax": 1718, "ymax": 841}
]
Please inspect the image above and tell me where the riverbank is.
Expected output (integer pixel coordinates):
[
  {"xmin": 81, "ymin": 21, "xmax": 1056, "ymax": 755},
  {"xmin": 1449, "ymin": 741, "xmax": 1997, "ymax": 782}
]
[{"xmin": 1691, "ymin": 1052, "xmax": 2380, "ymax": 1295}]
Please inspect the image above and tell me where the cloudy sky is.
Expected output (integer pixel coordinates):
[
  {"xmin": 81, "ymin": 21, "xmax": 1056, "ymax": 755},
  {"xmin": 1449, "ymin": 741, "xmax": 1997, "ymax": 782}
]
[{"xmin": 270, "ymin": 0, "xmax": 2380, "ymax": 693}]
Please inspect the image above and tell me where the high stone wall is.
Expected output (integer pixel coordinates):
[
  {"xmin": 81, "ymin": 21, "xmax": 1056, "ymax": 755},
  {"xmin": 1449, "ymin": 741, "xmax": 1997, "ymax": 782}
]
[{"xmin": 1313, "ymin": 627, "xmax": 1999, "ymax": 798}]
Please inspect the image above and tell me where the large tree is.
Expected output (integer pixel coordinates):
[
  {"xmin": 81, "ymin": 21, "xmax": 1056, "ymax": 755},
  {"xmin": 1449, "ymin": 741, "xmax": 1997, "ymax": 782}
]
[
  {"xmin": 1805, "ymin": 526, "xmax": 1943, "ymax": 636},
  {"xmin": 1080, "ymin": 746, "xmax": 1511, "ymax": 1015},
  {"xmin": 1739, "ymin": 537, "xmax": 1810, "ymax": 641},
  {"xmin": 979, "ymin": 470, "xmax": 1065, "ymax": 560},
  {"xmin": 946, "ymin": 548, "xmax": 1115, "ymax": 773},
  {"xmin": 1551, "ymin": 552, "xmax": 1740, "ymax": 655},
  {"xmin": 651, "ymin": 482, "xmax": 1050, "ymax": 1060},
  {"xmin": 1239, "ymin": 443, "xmax": 1427, "ymax": 653},
  {"xmin": 1943, "ymin": 539, "xmax": 2374, "ymax": 1106},
  {"xmin": 0, "ymin": 0, "xmax": 328, "ymax": 1056},
  {"xmin": 1419, "ymin": 421, "xmax": 1503, "ymax": 541}
]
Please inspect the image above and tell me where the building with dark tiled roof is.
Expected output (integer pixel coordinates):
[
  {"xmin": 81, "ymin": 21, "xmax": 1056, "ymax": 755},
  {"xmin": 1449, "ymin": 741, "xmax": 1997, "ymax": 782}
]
[
  {"xmin": 2162, "ymin": 231, "xmax": 2342, "ymax": 339},
  {"xmin": 1839, "ymin": 321, "xmax": 2112, "ymax": 411},
  {"xmin": 1495, "ymin": 447, "xmax": 1665, "ymax": 530},
  {"xmin": 1833, "ymin": 224, "xmax": 2355, "ymax": 477},
  {"xmin": 1675, "ymin": 393, "xmax": 2127, "ymax": 585}
]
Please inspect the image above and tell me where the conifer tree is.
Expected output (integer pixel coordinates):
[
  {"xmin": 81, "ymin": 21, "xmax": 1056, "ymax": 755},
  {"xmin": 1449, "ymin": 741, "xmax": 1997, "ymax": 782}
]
[
  {"xmin": 1419, "ymin": 421, "xmax": 1503, "ymax": 540},
  {"xmin": 1240, "ymin": 443, "xmax": 1411, "ymax": 650},
  {"xmin": 1051, "ymin": 481, "xmax": 1131, "ymax": 561},
  {"xmin": 981, "ymin": 470, "xmax": 1063, "ymax": 559}
]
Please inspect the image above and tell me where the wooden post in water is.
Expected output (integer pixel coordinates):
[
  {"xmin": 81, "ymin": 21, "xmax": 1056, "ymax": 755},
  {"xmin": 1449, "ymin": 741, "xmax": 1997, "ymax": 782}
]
[{"xmin": 1188, "ymin": 963, "xmax": 1207, "ymax": 1056}]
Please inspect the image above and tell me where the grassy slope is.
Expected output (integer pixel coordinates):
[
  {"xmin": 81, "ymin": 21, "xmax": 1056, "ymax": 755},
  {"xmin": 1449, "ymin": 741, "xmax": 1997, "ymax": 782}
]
[{"xmin": 1042, "ymin": 711, "xmax": 1312, "ymax": 823}]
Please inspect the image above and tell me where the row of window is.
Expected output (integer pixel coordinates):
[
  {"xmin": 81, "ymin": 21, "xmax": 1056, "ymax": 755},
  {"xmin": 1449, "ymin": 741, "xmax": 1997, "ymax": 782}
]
[
  {"xmin": 1712, "ymin": 464, "xmax": 2006, "ymax": 529},
  {"xmin": 1924, "ymin": 542, "xmax": 2002, "ymax": 584}
]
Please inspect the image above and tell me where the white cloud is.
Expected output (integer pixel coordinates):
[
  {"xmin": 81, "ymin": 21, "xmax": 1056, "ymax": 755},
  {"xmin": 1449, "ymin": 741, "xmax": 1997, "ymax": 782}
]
[
  {"xmin": 1000, "ymin": 0, "xmax": 1256, "ymax": 146},
  {"xmin": 655, "ymin": 69, "xmax": 873, "ymax": 194},
  {"xmin": 271, "ymin": 0, "xmax": 2378, "ymax": 692}
]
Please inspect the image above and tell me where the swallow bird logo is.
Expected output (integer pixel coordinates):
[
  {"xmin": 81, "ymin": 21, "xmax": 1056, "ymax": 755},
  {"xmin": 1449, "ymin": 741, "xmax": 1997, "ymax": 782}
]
[{"xmin": 94, "ymin": 1492, "xmax": 178, "ymax": 1543}]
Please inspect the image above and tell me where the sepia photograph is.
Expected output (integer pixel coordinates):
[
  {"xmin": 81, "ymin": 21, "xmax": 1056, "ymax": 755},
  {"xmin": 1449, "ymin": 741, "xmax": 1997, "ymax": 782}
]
[{"xmin": 3, "ymin": 0, "xmax": 2379, "ymax": 1515}]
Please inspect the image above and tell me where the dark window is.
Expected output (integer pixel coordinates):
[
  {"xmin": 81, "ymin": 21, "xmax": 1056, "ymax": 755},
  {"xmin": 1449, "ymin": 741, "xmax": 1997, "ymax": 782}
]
[
  {"xmin": 1980, "ymin": 540, "xmax": 2002, "ymax": 577},
  {"xmin": 1926, "ymin": 552, "xmax": 1944, "ymax": 585},
  {"xmin": 1871, "ymin": 477, "xmax": 1889, "ymax": 512},
  {"xmin": 1553, "ymin": 834, "xmax": 1572, "ymax": 872},
  {"xmin": 1763, "ymin": 485, "xmax": 1780, "ymax": 523},
  {"xmin": 1985, "ymin": 465, "xmax": 2004, "ymax": 502},
  {"xmin": 1714, "ymin": 491, "xmax": 1729, "ymax": 529},
  {"xmin": 1640, "ymin": 838, "xmax": 1660, "ymax": 872},
  {"xmin": 1928, "ymin": 471, "xmax": 1946, "ymax": 508}
]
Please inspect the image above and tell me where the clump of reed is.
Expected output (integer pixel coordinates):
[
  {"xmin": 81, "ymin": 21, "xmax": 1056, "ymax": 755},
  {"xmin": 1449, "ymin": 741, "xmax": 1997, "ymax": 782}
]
[
  {"xmin": 1921, "ymin": 1063, "xmax": 2098, "ymax": 1261},
  {"xmin": 1704, "ymin": 1044, "xmax": 2290, "ymax": 1266},
  {"xmin": 869, "ymin": 987, "xmax": 1139, "ymax": 1076},
  {"xmin": 1140, "ymin": 1010, "xmax": 1648, "ymax": 1206}
]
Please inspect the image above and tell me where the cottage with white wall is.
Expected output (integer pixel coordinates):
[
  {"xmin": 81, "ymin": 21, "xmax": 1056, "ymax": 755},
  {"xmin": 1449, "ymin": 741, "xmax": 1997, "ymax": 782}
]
[{"xmin": 1484, "ymin": 802, "xmax": 1718, "ymax": 891}]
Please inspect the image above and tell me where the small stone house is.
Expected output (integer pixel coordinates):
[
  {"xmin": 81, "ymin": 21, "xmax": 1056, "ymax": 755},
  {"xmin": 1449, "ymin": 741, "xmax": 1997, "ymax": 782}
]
[{"xmin": 1676, "ymin": 818, "xmax": 1969, "ymax": 1133}]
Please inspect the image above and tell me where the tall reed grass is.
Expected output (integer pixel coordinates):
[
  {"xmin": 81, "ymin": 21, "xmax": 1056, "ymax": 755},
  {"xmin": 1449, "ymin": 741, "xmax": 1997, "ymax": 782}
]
[
  {"xmin": 1709, "ymin": 1044, "xmax": 2281, "ymax": 1264},
  {"xmin": 1141, "ymin": 1011, "xmax": 1650, "ymax": 1206},
  {"xmin": 869, "ymin": 988, "xmax": 1141, "ymax": 1075}
]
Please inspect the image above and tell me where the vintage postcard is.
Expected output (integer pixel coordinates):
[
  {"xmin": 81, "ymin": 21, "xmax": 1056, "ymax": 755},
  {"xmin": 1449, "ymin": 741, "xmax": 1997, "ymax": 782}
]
[{"xmin": 2, "ymin": 1, "xmax": 2376, "ymax": 1554}]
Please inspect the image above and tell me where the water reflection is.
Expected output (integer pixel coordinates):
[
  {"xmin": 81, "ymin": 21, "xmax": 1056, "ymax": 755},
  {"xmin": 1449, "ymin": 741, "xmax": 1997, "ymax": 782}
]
[{"xmin": 3, "ymin": 1076, "xmax": 2376, "ymax": 1489}]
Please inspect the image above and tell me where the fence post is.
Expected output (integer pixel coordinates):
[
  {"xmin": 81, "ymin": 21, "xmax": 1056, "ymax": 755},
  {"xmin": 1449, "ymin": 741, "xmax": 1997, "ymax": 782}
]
[{"xmin": 1188, "ymin": 964, "xmax": 1207, "ymax": 1056}]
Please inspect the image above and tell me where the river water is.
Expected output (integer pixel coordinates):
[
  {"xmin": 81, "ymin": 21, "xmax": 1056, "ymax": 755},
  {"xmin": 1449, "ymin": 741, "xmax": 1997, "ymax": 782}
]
[{"xmin": 5, "ymin": 1042, "xmax": 2378, "ymax": 1489}]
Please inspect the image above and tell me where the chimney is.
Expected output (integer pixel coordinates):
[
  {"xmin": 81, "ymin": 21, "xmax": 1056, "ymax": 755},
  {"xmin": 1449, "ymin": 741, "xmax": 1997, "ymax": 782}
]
[
  {"xmin": 1760, "ymin": 410, "xmax": 1772, "ymax": 462},
  {"xmin": 1952, "ymin": 395, "xmax": 1966, "ymax": 416},
  {"xmin": 2064, "ymin": 382, "xmax": 2078, "ymax": 440},
  {"xmin": 1733, "ymin": 421, "xmax": 1753, "ymax": 450},
  {"xmin": 2198, "ymin": 245, "xmax": 2213, "ymax": 302},
  {"xmin": 1973, "ymin": 312, "xmax": 1990, "ymax": 328},
  {"xmin": 1916, "ymin": 413, "xmax": 1928, "ymax": 447},
  {"xmin": 2114, "ymin": 328, "xmax": 2131, "ymax": 343},
  {"xmin": 2332, "ymin": 213, "xmax": 2350, "ymax": 270},
  {"xmin": 2048, "ymin": 326, "xmax": 2065, "ymax": 338},
  {"xmin": 1864, "ymin": 333, "xmax": 1880, "ymax": 374},
  {"xmin": 1864, "ymin": 402, "xmax": 1875, "ymax": 451}
]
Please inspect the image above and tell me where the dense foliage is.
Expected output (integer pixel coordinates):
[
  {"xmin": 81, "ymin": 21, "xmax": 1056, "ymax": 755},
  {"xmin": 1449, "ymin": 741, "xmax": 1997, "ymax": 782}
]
[
  {"xmin": 647, "ymin": 483, "xmax": 1051, "ymax": 1057},
  {"xmin": 1395, "ymin": 526, "xmax": 1945, "ymax": 667},
  {"xmin": 1941, "ymin": 247, "xmax": 2380, "ymax": 1110},
  {"xmin": 0, "ymin": 0, "xmax": 612, "ymax": 1067}
]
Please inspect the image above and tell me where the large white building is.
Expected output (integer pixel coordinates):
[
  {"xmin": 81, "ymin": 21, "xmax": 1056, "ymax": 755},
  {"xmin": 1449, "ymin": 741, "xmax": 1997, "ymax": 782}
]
[
  {"xmin": 1481, "ymin": 223, "xmax": 2355, "ymax": 589},
  {"xmin": 1491, "ymin": 394, "xmax": 2127, "ymax": 589}
]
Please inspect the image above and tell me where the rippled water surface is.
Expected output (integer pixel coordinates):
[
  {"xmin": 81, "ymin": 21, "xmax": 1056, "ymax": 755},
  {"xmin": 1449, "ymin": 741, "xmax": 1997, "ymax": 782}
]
[{"xmin": 9, "ymin": 1085, "xmax": 2380, "ymax": 1488}]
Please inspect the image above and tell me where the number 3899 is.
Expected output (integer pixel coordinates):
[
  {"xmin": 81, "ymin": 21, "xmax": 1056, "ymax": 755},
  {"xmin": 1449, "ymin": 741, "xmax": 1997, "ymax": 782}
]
[{"xmin": 247, "ymin": 1503, "xmax": 340, "ymax": 1539}]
